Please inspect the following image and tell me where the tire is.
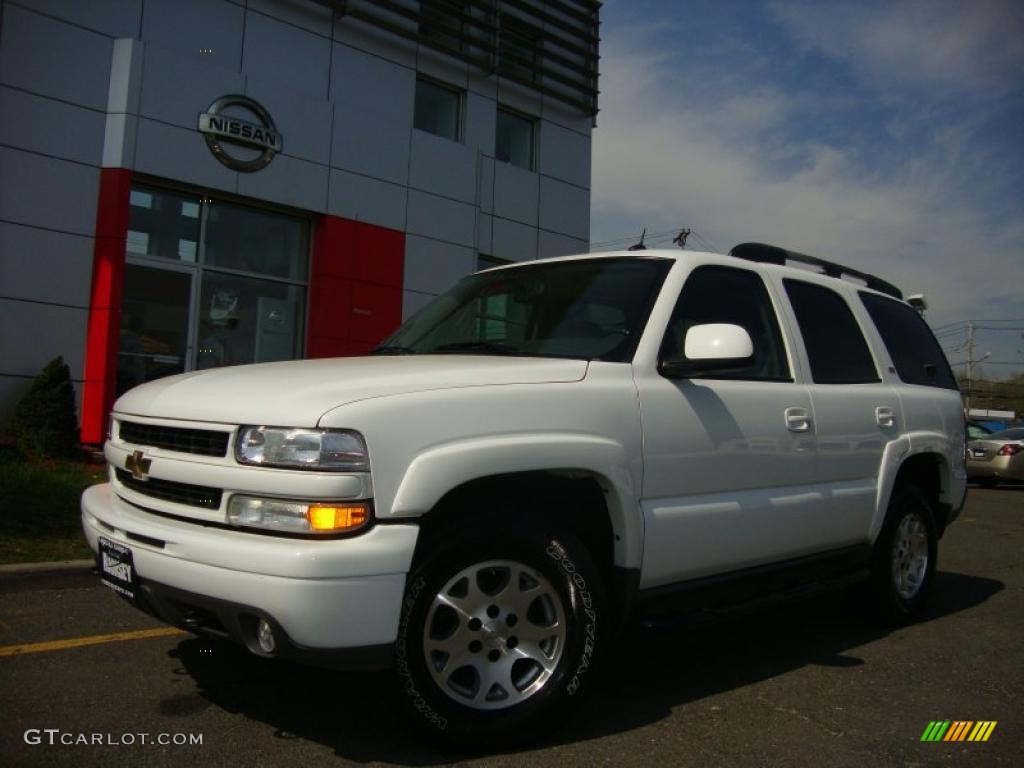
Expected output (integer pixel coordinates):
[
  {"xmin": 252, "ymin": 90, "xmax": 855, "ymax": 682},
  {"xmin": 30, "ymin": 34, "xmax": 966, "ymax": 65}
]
[
  {"xmin": 393, "ymin": 514, "xmax": 607, "ymax": 750},
  {"xmin": 868, "ymin": 484, "xmax": 938, "ymax": 623}
]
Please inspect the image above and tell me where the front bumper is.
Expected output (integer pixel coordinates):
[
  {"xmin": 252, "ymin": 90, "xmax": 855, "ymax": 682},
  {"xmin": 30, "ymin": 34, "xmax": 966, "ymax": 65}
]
[{"xmin": 82, "ymin": 484, "xmax": 419, "ymax": 668}]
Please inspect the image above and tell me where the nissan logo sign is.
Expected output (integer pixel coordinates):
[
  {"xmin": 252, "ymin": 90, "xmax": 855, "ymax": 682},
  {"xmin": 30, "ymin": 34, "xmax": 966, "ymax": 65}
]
[{"xmin": 198, "ymin": 95, "xmax": 282, "ymax": 172}]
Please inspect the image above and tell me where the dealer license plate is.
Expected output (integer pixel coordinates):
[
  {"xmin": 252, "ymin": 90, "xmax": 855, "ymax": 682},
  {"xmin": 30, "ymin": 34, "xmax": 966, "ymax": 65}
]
[{"xmin": 98, "ymin": 537, "xmax": 136, "ymax": 600}]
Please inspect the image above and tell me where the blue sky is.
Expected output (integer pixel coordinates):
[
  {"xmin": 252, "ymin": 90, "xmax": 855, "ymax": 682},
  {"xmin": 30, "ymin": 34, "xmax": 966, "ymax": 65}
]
[{"xmin": 589, "ymin": 0, "xmax": 1024, "ymax": 378}]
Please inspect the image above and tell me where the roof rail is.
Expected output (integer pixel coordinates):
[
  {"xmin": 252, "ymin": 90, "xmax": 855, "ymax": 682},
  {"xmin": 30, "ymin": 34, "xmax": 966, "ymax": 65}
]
[{"xmin": 728, "ymin": 242, "xmax": 903, "ymax": 300}]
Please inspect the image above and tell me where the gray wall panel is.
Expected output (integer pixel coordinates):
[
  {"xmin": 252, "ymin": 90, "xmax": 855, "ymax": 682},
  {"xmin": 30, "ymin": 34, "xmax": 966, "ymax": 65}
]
[
  {"xmin": 409, "ymin": 131, "xmax": 477, "ymax": 204},
  {"xmin": 492, "ymin": 217, "xmax": 537, "ymax": 262},
  {"xmin": 403, "ymin": 235, "xmax": 475, "ymax": 295},
  {"xmin": 242, "ymin": 11, "xmax": 330, "ymax": 99},
  {"xmin": 539, "ymin": 177, "xmax": 590, "ymax": 241},
  {"xmin": 138, "ymin": 44, "xmax": 245, "ymax": 130},
  {"xmin": 406, "ymin": 191, "xmax": 475, "ymax": 248},
  {"xmin": 247, "ymin": 0, "xmax": 332, "ymax": 38},
  {"xmin": 538, "ymin": 230, "xmax": 588, "ymax": 260},
  {"xmin": 402, "ymin": 289, "xmax": 436, "ymax": 320},
  {"xmin": 0, "ymin": 4, "xmax": 112, "ymax": 111},
  {"xmin": 237, "ymin": 153, "xmax": 328, "ymax": 213},
  {"xmin": 477, "ymin": 213, "xmax": 493, "ymax": 256},
  {"xmin": 140, "ymin": 0, "xmax": 244, "ymax": 72},
  {"xmin": 465, "ymin": 91, "xmax": 497, "ymax": 156},
  {"xmin": 331, "ymin": 111, "xmax": 410, "ymax": 185},
  {"xmin": 328, "ymin": 169, "xmax": 407, "ymax": 231},
  {"xmin": 16, "ymin": 0, "xmax": 143, "ymax": 38},
  {"xmin": 0, "ymin": 86, "xmax": 105, "ymax": 166},
  {"xmin": 0, "ymin": 222, "xmax": 93, "ymax": 307},
  {"xmin": 0, "ymin": 376, "xmax": 32, "ymax": 429},
  {"xmin": 0, "ymin": 147, "xmax": 98, "ymax": 236},
  {"xmin": 331, "ymin": 44, "xmax": 415, "ymax": 124},
  {"xmin": 0, "ymin": 298, "xmax": 87, "ymax": 378},
  {"xmin": 134, "ymin": 118, "xmax": 238, "ymax": 193},
  {"xmin": 245, "ymin": 76, "xmax": 332, "ymax": 167},
  {"xmin": 539, "ymin": 121, "xmax": 591, "ymax": 189},
  {"xmin": 493, "ymin": 162, "xmax": 539, "ymax": 226},
  {"xmin": 332, "ymin": 17, "xmax": 417, "ymax": 70}
]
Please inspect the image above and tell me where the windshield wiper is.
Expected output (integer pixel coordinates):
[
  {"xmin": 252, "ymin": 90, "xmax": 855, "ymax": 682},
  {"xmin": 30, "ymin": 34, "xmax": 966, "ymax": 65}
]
[
  {"xmin": 370, "ymin": 344, "xmax": 416, "ymax": 355},
  {"xmin": 432, "ymin": 341, "xmax": 520, "ymax": 356}
]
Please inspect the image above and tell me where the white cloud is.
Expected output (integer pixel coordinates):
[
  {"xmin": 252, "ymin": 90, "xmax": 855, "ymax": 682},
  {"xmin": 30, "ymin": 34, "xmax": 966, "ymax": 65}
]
[
  {"xmin": 769, "ymin": 0, "xmax": 1024, "ymax": 99},
  {"xmin": 590, "ymin": 18, "xmax": 1024, "ymax": 371}
]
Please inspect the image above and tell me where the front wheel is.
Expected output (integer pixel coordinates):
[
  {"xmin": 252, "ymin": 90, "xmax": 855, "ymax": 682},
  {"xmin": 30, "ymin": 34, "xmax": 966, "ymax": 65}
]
[
  {"xmin": 393, "ymin": 518, "xmax": 606, "ymax": 749},
  {"xmin": 868, "ymin": 484, "xmax": 938, "ymax": 623}
]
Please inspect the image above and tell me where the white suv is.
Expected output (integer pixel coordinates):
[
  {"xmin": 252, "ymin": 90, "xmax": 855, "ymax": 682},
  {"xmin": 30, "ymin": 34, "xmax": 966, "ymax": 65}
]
[{"xmin": 82, "ymin": 243, "xmax": 966, "ymax": 747}]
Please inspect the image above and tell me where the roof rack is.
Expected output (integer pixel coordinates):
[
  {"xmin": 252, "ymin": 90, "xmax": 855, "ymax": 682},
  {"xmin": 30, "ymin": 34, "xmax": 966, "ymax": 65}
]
[{"xmin": 728, "ymin": 242, "xmax": 903, "ymax": 300}]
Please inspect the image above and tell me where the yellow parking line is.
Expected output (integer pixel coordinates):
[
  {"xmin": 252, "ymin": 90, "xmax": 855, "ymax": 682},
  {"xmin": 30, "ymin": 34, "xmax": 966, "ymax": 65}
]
[{"xmin": 0, "ymin": 627, "xmax": 186, "ymax": 658}]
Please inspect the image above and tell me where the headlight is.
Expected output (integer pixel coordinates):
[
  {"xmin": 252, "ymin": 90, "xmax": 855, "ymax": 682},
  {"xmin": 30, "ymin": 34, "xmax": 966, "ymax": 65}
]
[
  {"xmin": 235, "ymin": 426, "xmax": 369, "ymax": 471},
  {"xmin": 227, "ymin": 496, "xmax": 371, "ymax": 534}
]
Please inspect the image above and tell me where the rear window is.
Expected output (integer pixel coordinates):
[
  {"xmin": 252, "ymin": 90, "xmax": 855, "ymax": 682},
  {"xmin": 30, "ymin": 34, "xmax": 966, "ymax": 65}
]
[
  {"xmin": 784, "ymin": 280, "xmax": 879, "ymax": 384},
  {"xmin": 991, "ymin": 428, "xmax": 1024, "ymax": 440},
  {"xmin": 859, "ymin": 292, "xmax": 957, "ymax": 389}
]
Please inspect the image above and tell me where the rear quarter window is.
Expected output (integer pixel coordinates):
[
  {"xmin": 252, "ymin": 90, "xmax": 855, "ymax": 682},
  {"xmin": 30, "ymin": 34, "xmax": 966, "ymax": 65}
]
[{"xmin": 859, "ymin": 292, "xmax": 958, "ymax": 389}]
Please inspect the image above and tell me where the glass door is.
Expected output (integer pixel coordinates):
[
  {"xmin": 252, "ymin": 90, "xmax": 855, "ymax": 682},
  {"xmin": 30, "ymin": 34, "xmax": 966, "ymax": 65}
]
[
  {"xmin": 117, "ymin": 264, "xmax": 193, "ymax": 396},
  {"xmin": 116, "ymin": 183, "xmax": 310, "ymax": 393}
]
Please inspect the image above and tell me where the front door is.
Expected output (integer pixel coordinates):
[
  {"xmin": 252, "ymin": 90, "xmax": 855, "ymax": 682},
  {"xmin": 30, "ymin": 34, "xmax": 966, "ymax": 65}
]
[{"xmin": 637, "ymin": 265, "xmax": 820, "ymax": 588}]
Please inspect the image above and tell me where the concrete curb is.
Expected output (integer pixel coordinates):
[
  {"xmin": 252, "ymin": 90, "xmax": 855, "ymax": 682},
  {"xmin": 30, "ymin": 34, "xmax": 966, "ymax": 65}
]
[{"xmin": 0, "ymin": 559, "xmax": 94, "ymax": 576}]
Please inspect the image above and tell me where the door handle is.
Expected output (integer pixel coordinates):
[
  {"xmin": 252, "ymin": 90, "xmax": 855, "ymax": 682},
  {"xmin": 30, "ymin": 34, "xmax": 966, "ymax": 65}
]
[
  {"xmin": 876, "ymin": 406, "xmax": 896, "ymax": 428},
  {"xmin": 785, "ymin": 407, "xmax": 811, "ymax": 432}
]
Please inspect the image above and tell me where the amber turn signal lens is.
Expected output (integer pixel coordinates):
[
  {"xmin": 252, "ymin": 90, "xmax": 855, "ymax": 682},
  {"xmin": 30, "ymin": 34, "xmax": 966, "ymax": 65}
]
[{"xmin": 307, "ymin": 503, "xmax": 370, "ymax": 532}]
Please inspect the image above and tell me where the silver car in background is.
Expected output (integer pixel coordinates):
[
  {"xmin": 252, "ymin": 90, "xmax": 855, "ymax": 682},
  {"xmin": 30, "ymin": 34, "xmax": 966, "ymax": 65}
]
[{"xmin": 967, "ymin": 427, "xmax": 1024, "ymax": 486}]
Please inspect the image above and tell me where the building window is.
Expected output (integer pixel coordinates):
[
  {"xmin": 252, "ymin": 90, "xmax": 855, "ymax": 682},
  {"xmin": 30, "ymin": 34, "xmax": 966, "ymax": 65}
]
[
  {"xmin": 414, "ymin": 78, "xmax": 462, "ymax": 141},
  {"xmin": 118, "ymin": 185, "xmax": 309, "ymax": 394},
  {"xmin": 495, "ymin": 108, "xmax": 536, "ymax": 170}
]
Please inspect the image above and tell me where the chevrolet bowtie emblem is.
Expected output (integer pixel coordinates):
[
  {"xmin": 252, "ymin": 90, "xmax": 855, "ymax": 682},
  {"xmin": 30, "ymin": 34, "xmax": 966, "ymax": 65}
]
[{"xmin": 125, "ymin": 450, "xmax": 152, "ymax": 481}]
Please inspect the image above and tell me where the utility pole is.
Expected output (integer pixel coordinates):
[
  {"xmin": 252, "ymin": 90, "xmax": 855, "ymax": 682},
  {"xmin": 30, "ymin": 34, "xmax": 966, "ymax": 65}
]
[{"xmin": 966, "ymin": 321, "xmax": 974, "ymax": 412}]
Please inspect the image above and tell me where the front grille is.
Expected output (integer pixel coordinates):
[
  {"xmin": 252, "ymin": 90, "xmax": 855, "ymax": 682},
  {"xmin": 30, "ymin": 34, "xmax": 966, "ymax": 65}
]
[
  {"xmin": 115, "ymin": 468, "xmax": 222, "ymax": 510},
  {"xmin": 118, "ymin": 421, "xmax": 230, "ymax": 457}
]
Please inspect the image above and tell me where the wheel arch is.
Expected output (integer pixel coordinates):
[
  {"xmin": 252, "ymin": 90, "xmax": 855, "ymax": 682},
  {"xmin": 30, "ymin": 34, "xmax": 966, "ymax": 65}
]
[{"xmin": 874, "ymin": 445, "xmax": 950, "ymax": 541}]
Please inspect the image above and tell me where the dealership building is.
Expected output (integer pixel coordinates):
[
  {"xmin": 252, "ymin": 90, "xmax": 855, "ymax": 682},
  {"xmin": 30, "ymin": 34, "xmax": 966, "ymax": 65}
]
[{"xmin": 0, "ymin": 0, "xmax": 600, "ymax": 443}]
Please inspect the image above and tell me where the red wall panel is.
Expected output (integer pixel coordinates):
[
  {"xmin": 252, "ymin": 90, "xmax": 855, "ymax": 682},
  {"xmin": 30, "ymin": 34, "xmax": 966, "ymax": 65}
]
[
  {"xmin": 81, "ymin": 168, "xmax": 132, "ymax": 445},
  {"xmin": 307, "ymin": 215, "xmax": 404, "ymax": 359}
]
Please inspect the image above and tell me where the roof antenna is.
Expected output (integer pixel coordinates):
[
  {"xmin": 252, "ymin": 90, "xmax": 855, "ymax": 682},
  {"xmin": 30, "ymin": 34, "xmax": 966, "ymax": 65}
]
[
  {"xmin": 627, "ymin": 228, "xmax": 647, "ymax": 251},
  {"xmin": 673, "ymin": 228, "xmax": 691, "ymax": 249}
]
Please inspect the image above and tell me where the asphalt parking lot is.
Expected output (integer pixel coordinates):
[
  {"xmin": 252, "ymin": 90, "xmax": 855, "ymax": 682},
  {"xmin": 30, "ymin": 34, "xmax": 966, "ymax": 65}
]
[{"xmin": 1, "ymin": 487, "xmax": 1021, "ymax": 768}]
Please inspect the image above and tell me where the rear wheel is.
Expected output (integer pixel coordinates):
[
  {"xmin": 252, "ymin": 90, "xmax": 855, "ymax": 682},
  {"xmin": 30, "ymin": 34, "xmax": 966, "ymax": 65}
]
[
  {"xmin": 393, "ymin": 515, "xmax": 606, "ymax": 749},
  {"xmin": 869, "ymin": 484, "xmax": 938, "ymax": 623}
]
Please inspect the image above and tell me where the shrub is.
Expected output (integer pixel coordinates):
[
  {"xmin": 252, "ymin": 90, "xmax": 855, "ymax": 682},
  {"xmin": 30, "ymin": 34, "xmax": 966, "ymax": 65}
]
[{"xmin": 8, "ymin": 357, "xmax": 80, "ymax": 459}]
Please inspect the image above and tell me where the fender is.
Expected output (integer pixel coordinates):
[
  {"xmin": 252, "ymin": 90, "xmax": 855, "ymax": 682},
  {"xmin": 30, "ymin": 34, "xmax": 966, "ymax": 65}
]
[
  {"xmin": 389, "ymin": 432, "xmax": 643, "ymax": 570},
  {"xmin": 872, "ymin": 430, "xmax": 958, "ymax": 542}
]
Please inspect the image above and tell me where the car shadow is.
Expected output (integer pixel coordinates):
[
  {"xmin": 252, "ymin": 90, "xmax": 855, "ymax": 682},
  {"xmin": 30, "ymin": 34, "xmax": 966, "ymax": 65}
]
[{"xmin": 168, "ymin": 570, "xmax": 1003, "ymax": 763}]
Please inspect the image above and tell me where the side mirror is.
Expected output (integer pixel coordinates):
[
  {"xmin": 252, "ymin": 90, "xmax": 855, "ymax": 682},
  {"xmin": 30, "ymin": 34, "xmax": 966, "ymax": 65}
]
[{"xmin": 660, "ymin": 323, "xmax": 754, "ymax": 378}]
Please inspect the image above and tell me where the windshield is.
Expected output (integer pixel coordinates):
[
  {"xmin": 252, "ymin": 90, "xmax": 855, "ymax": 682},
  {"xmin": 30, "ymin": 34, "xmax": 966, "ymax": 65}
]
[{"xmin": 377, "ymin": 257, "xmax": 671, "ymax": 362}]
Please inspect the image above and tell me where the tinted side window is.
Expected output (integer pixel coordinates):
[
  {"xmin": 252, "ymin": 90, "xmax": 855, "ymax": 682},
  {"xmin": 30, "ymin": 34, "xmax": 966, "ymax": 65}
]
[
  {"xmin": 859, "ymin": 292, "xmax": 958, "ymax": 389},
  {"xmin": 784, "ymin": 280, "xmax": 879, "ymax": 384},
  {"xmin": 661, "ymin": 266, "xmax": 791, "ymax": 381}
]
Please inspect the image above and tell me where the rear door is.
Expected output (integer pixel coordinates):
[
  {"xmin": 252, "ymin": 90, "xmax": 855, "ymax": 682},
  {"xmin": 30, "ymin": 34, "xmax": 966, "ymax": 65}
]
[{"xmin": 778, "ymin": 278, "xmax": 902, "ymax": 542}]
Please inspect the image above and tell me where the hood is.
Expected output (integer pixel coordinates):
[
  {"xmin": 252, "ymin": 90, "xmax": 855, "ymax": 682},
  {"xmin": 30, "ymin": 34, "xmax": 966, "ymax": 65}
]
[{"xmin": 114, "ymin": 356, "xmax": 589, "ymax": 426}]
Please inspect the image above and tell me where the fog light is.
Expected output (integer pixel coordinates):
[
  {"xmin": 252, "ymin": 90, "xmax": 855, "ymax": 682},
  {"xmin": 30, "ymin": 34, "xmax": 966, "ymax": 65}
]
[{"xmin": 256, "ymin": 618, "xmax": 276, "ymax": 654}]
